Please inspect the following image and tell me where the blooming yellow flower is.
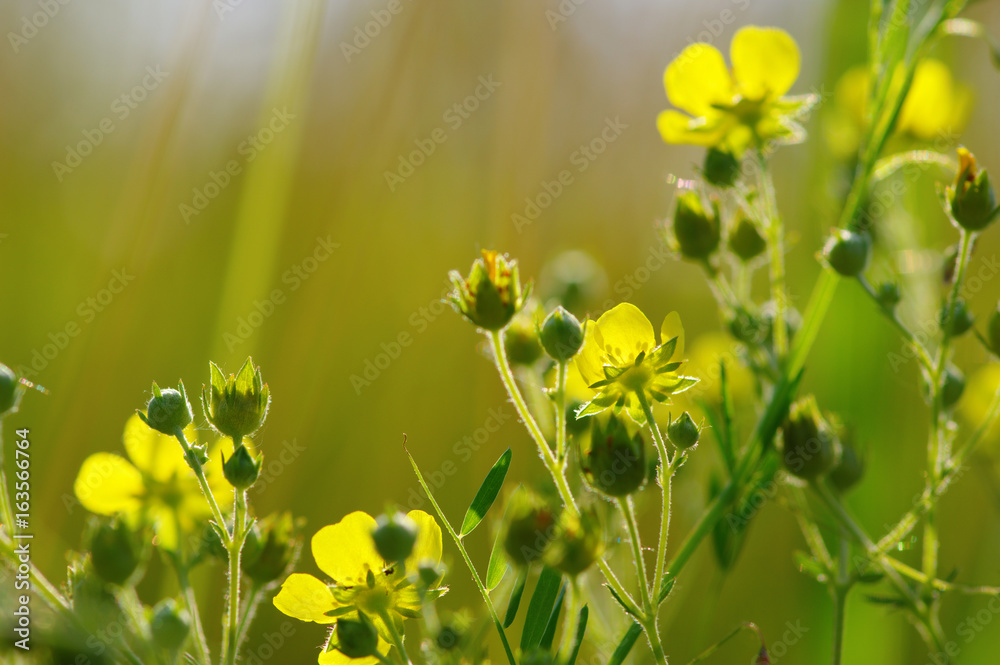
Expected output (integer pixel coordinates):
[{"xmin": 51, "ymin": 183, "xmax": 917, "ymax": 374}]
[
  {"xmin": 273, "ymin": 510, "xmax": 444, "ymax": 665},
  {"xmin": 575, "ymin": 303, "xmax": 697, "ymax": 423},
  {"xmin": 73, "ymin": 414, "xmax": 233, "ymax": 551},
  {"xmin": 657, "ymin": 26, "xmax": 814, "ymax": 156}
]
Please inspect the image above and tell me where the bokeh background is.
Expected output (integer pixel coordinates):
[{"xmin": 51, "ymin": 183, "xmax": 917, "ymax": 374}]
[{"xmin": 3, "ymin": 0, "xmax": 1000, "ymax": 662}]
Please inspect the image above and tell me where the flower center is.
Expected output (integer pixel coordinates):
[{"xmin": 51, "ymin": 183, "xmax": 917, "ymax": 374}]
[{"xmin": 619, "ymin": 363, "xmax": 652, "ymax": 392}]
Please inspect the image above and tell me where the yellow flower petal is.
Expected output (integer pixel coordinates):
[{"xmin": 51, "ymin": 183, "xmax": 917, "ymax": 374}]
[
  {"xmin": 660, "ymin": 312, "xmax": 685, "ymax": 362},
  {"xmin": 665, "ymin": 43, "xmax": 734, "ymax": 116},
  {"xmin": 593, "ymin": 303, "xmax": 656, "ymax": 366},
  {"xmin": 405, "ymin": 510, "xmax": 442, "ymax": 571},
  {"xmin": 312, "ymin": 512, "xmax": 382, "ymax": 584},
  {"xmin": 731, "ymin": 26, "xmax": 799, "ymax": 100},
  {"xmin": 273, "ymin": 573, "xmax": 338, "ymax": 624},
  {"xmin": 897, "ymin": 59, "xmax": 970, "ymax": 140},
  {"xmin": 575, "ymin": 322, "xmax": 605, "ymax": 386},
  {"xmin": 74, "ymin": 453, "xmax": 145, "ymax": 516},
  {"xmin": 656, "ymin": 110, "xmax": 730, "ymax": 147},
  {"xmin": 124, "ymin": 414, "xmax": 198, "ymax": 482}
]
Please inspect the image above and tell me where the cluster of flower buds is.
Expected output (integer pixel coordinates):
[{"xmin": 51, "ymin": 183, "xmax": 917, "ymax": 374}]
[{"xmin": 204, "ymin": 358, "xmax": 269, "ymax": 489}]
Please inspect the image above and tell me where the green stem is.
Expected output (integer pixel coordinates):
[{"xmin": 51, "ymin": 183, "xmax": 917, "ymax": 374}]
[
  {"xmin": 224, "ymin": 488, "xmax": 248, "ymax": 665},
  {"xmin": 172, "ymin": 428, "xmax": 231, "ymax": 546},
  {"xmin": 832, "ymin": 535, "xmax": 850, "ymax": 665},
  {"xmin": 756, "ymin": 149, "xmax": 788, "ymax": 358},
  {"xmin": 619, "ymin": 497, "xmax": 652, "ymax": 604},
  {"xmin": 856, "ymin": 276, "xmax": 934, "ymax": 371},
  {"xmin": 406, "ymin": 449, "xmax": 517, "ymax": 665},
  {"xmin": 236, "ymin": 583, "xmax": 264, "ymax": 650},
  {"xmin": 379, "ymin": 609, "xmax": 412, "ymax": 665},
  {"xmin": 636, "ymin": 390, "xmax": 672, "ymax": 604},
  {"xmin": 555, "ymin": 361, "xmax": 569, "ymax": 465},
  {"xmin": 176, "ymin": 564, "xmax": 212, "ymax": 665}
]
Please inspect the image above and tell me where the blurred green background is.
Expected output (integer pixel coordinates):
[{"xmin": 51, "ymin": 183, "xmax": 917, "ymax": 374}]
[{"xmin": 3, "ymin": 0, "xmax": 1000, "ymax": 662}]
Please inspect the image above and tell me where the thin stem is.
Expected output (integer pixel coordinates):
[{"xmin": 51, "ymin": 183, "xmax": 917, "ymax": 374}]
[
  {"xmin": 406, "ymin": 448, "xmax": 517, "ymax": 665},
  {"xmin": 636, "ymin": 390, "xmax": 672, "ymax": 604},
  {"xmin": 555, "ymin": 360, "xmax": 569, "ymax": 465},
  {"xmin": 832, "ymin": 535, "xmax": 850, "ymax": 665},
  {"xmin": 619, "ymin": 497, "xmax": 652, "ymax": 604},
  {"xmin": 236, "ymin": 583, "xmax": 264, "ymax": 649},
  {"xmin": 756, "ymin": 149, "xmax": 788, "ymax": 358},
  {"xmin": 379, "ymin": 609, "xmax": 412, "ymax": 665},
  {"xmin": 172, "ymin": 428, "xmax": 231, "ymax": 546},
  {"xmin": 224, "ymin": 488, "xmax": 248, "ymax": 665},
  {"xmin": 856, "ymin": 276, "xmax": 934, "ymax": 371},
  {"xmin": 175, "ymin": 564, "xmax": 212, "ymax": 665},
  {"xmin": 686, "ymin": 622, "xmax": 762, "ymax": 664}
]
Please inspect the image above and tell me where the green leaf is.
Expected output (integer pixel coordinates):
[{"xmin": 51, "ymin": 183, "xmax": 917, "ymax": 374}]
[
  {"xmin": 503, "ymin": 569, "xmax": 528, "ymax": 629},
  {"xmin": 656, "ymin": 573, "xmax": 675, "ymax": 604},
  {"xmin": 565, "ymin": 606, "xmax": 589, "ymax": 665},
  {"xmin": 461, "ymin": 448, "xmax": 513, "ymax": 536},
  {"xmin": 605, "ymin": 584, "xmax": 639, "ymax": 617},
  {"xmin": 608, "ymin": 622, "xmax": 643, "ymax": 665},
  {"xmin": 486, "ymin": 486, "xmax": 522, "ymax": 590},
  {"xmin": 520, "ymin": 566, "xmax": 562, "ymax": 652},
  {"xmin": 538, "ymin": 583, "xmax": 566, "ymax": 651}
]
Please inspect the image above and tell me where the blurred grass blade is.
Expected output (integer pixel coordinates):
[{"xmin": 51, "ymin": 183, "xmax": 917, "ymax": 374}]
[
  {"xmin": 486, "ymin": 486, "xmax": 522, "ymax": 590},
  {"xmin": 503, "ymin": 569, "xmax": 528, "ymax": 629},
  {"xmin": 461, "ymin": 448, "xmax": 512, "ymax": 536},
  {"xmin": 608, "ymin": 622, "xmax": 643, "ymax": 665},
  {"xmin": 538, "ymin": 583, "xmax": 566, "ymax": 651},
  {"xmin": 520, "ymin": 566, "xmax": 562, "ymax": 651},
  {"xmin": 566, "ymin": 606, "xmax": 589, "ymax": 665}
]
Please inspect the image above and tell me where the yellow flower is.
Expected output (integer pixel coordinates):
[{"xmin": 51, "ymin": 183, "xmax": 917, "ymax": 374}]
[
  {"xmin": 657, "ymin": 26, "xmax": 814, "ymax": 156},
  {"xmin": 575, "ymin": 303, "xmax": 697, "ymax": 423},
  {"xmin": 273, "ymin": 510, "xmax": 445, "ymax": 665},
  {"xmin": 824, "ymin": 60, "xmax": 971, "ymax": 158},
  {"xmin": 73, "ymin": 414, "xmax": 233, "ymax": 551}
]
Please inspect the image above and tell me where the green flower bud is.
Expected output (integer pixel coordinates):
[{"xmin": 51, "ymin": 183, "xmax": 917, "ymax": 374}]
[
  {"xmin": 876, "ymin": 281, "xmax": 902, "ymax": 310},
  {"xmin": 539, "ymin": 250, "xmax": 607, "ymax": 315},
  {"xmin": 781, "ymin": 396, "xmax": 837, "ymax": 480},
  {"xmin": 418, "ymin": 561, "xmax": 446, "ymax": 587},
  {"xmin": 503, "ymin": 494, "xmax": 555, "ymax": 567},
  {"xmin": 829, "ymin": 439, "xmax": 864, "ymax": 493},
  {"xmin": 727, "ymin": 306, "xmax": 768, "ymax": 345},
  {"xmin": 939, "ymin": 299, "xmax": 974, "ymax": 338},
  {"xmin": 223, "ymin": 444, "xmax": 261, "ymax": 490},
  {"xmin": 336, "ymin": 614, "xmax": 379, "ymax": 659},
  {"xmin": 88, "ymin": 518, "xmax": 142, "ymax": 585},
  {"xmin": 448, "ymin": 250, "xmax": 530, "ymax": 331},
  {"xmin": 941, "ymin": 366, "xmax": 965, "ymax": 410},
  {"xmin": 543, "ymin": 507, "xmax": 602, "ymax": 577},
  {"xmin": 580, "ymin": 413, "xmax": 646, "ymax": 497},
  {"xmin": 671, "ymin": 191, "xmax": 721, "ymax": 260},
  {"xmin": 667, "ymin": 412, "xmax": 700, "ymax": 449},
  {"xmin": 139, "ymin": 382, "xmax": 193, "ymax": 436},
  {"xmin": 539, "ymin": 306, "xmax": 584, "ymax": 361},
  {"xmin": 0, "ymin": 363, "xmax": 19, "ymax": 415},
  {"xmin": 989, "ymin": 305, "xmax": 1000, "ymax": 356},
  {"xmin": 436, "ymin": 625, "xmax": 462, "ymax": 651},
  {"xmin": 202, "ymin": 358, "xmax": 270, "ymax": 442},
  {"xmin": 948, "ymin": 147, "xmax": 999, "ymax": 231},
  {"xmin": 822, "ymin": 229, "xmax": 871, "ymax": 277},
  {"xmin": 703, "ymin": 148, "xmax": 741, "ymax": 188},
  {"xmin": 150, "ymin": 599, "xmax": 190, "ymax": 652},
  {"xmin": 728, "ymin": 214, "xmax": 767, "ymax": 262},
  {"xmin": 242, "ymin": 512, "xmax": 302, "ymax": 585},
  {"xmin": 504, "ymin": 311, "xmax": 543, "ymax": 366},
  {"xmin": 372, "ymin": 511, "xmax": 418, "ymax": 562}
]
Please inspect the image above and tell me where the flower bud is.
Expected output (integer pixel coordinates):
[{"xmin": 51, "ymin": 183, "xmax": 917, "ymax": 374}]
[
  {"xmin": 822, "ymin": 229, "xmax": 870, "ymax": 277},
  {"xmin": 876, "ymin": 281, "xmax": 902, "ymax": 310},
  {"xmin": 671, "ymin": 191, "xmax": 721, "ymax": 260},
  {"xmin": 829, "ymin": 440, "xmax": 864, "ymax": 493},
  {"xmin": 503, "ymin": 494, "xmax": 555, "ymax": 567},
  {"xmin": 703, "ymin": 148, "xmax": 740, "ymax": 188},
  {"xmin": 667, "ymin": 412, "xmax": 701, "ymax": 449},
  {"xmin": 140, "ymin": 382, "xmax": 193, "ymax": 436},
  {"xmin": 88, "ymin": 518, "xmax": 142, "ymax": 585},
  {"xmin": 0, "ymin": 363, "xmax": 19, "ymax": 415},
  {"xmin": 781, "ymin": 396, "xmax": 837, "ymax": 480},
  {"xmin": 150, "ymin": 599, "xmax": 190, "ymax": 652},
  {"xmin": 202, "ymin": 358, "xmax": 270, "ymax": 442},
  {"xmin": 939, "ymin": 299, "xmax": 974, "ymax": 338},
  {"xmin": 242, "ymin": 512, "xmax": 301, "ymax": 585},
  {"xmin": 989, "ymin": 305, "xmax": 1000, "ymax": 356},
  {"xmin": 223, "ymin": 444, "xmax": 261, "ymax": 490},
  {"xmin": 727, "ymin": 306, "xmax": 768, "ymax": 345},
  {"xmin": 728, "ymin": 214, "xmax": 767, "ymax": 262},
  {"xmin": 539, "ymin": 307, "xmax": 584, "ymax": 361},
  {"xmin": 580, "ymin": 413, "xmax": 646, "ymax": 497},
  {"xmin": 948, "ymin": 147, "xmax": 999, "ymax": 231},
  {"xmin": 448, "ymin": 250, "xmax": 529, "ymax": 331},
  {"xmin": 941, "ymin": 366, "xmax": 965, "ymax": 410},
  {"xmin": 336, "ymin": 614, "xmax": 379, "ymax": 659},
  {"xmin": 436, "ymin": 625, "xmax": 462, "ymax": 651},
  {"xmin": 504, "ymin": 311, "xmax": 543, "ymax": 366},
  {"xmin": 372, "ymin": 511, "xmax": 418, "ymax": 562},
  {"xmin": 543, "ymin": 507, "xmax": 603, "ymax": 577}
]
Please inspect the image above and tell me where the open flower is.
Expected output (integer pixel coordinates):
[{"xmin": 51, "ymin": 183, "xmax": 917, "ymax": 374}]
[
  {"xmin": 658, "ymin": 26, "xmax": 814, "ymax": 156},
  {"xmin": 273, "ymin": 510, "xmax": 445, "ymax": 665},
  {"xmin": 73, "ymin": 414, "xmax": 233, "ymax": 551},
  {"xmin": 575, "ymin": 303, "xmax": 697, "ymax": 423}
]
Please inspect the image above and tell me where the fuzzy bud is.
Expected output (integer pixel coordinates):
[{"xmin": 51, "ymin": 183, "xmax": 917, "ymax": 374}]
[
  {"xmin": 667, "ymin": 412, "xmax": 701, "ymax": 449},
  {"xmin": 372, "ymin": 511, "xmax": 418, "ymax": 562},
  {"xmin": 140, "ymin": 382, "xmax": 193, "ymax": 436},
  {"xmin": 672, "ymin": 191, "xmax": 721, "ymax": 260},
  {"xmin": 539, "ymin": 306, "xmax": 584, "ymax": 361},
  {"xmin": 580, "ymin": 413, "xmax": 646, "ymax": 497},
  {"xmin": 822, "ymin": 229, "xmax": 871, "ymax": 277},
  {"xmin": 781, "ymin": 396, "xmax": 837, "ymax": 480}
]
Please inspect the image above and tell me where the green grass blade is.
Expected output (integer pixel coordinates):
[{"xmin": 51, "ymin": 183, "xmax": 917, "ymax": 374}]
[
  {"xmin": 486, "ymin": 486, "xmax": 522, "ymax": 590},
  {"xmin": 461, "ymin": 448, "xmax": 512, "ymax": 536},
  {"xmin": 503, "ymin": 569, "xmax": 528, "ymax": 629},
  {"xmin": 520, "ymin": 566, "xmax": 563, "ymax": 652},
  {"xmin": 538, "ymin": 583, "xmax": 566, "ymax": 651},
  {"xmin": 608, "ymin": 622, "xmax": 643, "ymax": 665},
  {"xmin": 566, "ymin": 606, "xmax": 589, "ymax": 665}
]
